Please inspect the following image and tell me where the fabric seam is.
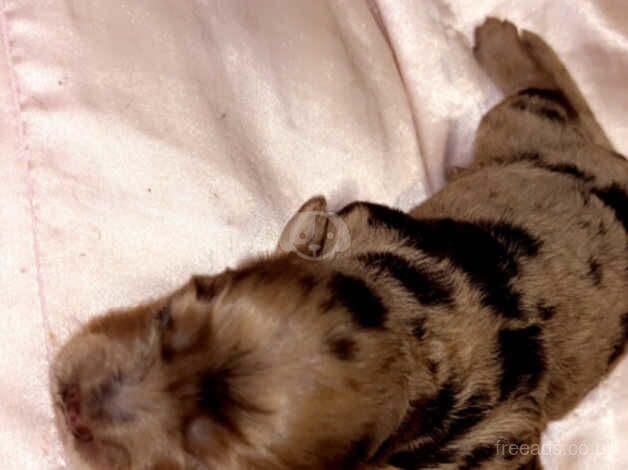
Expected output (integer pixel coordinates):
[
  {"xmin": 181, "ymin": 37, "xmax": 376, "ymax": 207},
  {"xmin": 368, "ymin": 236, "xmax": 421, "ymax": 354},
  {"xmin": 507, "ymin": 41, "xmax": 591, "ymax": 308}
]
[
  {"xmin": 0, "ymin": 0, "xmax": 52, "ymax": 360},
  {"xmin": 366, "ymin": 0, "xmax": 435, "ymax": 194}
]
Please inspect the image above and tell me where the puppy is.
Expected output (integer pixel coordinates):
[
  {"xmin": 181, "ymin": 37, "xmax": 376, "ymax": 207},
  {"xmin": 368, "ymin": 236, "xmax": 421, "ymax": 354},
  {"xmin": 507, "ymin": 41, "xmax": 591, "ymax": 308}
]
[{"xmin": 50, "ymin": 18, "xmax": 628, "ymax": 470}]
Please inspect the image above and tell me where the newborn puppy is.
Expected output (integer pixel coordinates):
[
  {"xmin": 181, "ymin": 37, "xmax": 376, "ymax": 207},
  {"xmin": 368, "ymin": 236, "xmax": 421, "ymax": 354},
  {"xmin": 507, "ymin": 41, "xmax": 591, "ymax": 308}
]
[{"xmin": 50, "ymin": 19, "xmax": 628, "ymax": 470}]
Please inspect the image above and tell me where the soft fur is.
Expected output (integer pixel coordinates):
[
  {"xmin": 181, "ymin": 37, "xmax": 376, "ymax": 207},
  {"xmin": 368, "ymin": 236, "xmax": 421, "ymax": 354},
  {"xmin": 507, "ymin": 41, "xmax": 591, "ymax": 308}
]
[{"xmin": 50, "ymin": 18, "xmax": 628, "ymax": 470}]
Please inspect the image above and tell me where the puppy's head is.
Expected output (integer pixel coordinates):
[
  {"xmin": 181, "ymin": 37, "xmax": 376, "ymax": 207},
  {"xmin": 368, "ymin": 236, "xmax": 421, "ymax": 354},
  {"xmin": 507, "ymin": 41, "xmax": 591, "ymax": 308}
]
[
  {"xmin": 50, "ymin": 198, "xmax": 410, "ymax": 469},
  {"xmin": 50, "ymin": 288, "xmax": 191, "ymax": 469}
]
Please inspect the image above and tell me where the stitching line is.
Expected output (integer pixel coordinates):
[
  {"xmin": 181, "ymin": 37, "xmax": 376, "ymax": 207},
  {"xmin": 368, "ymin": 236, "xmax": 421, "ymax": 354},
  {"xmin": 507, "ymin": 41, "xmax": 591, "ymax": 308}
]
[{"xmin": 0, "ymin": 0, "xmax": 52, "ymax": 360}]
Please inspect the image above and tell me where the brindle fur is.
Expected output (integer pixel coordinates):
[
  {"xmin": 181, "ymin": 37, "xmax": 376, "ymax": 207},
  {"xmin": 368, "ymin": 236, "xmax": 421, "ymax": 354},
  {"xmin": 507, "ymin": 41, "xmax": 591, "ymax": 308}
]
[{"xmin": 50, "ymin": 18, "xmax": 628, "ymax": 470}]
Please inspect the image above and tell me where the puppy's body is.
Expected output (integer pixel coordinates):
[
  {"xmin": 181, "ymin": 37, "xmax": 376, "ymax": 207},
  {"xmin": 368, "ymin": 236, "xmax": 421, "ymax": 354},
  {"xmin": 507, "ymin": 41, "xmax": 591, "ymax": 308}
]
[{"xmin": 51, "ymin": 19, "xmax": 628, "ymax": 470}]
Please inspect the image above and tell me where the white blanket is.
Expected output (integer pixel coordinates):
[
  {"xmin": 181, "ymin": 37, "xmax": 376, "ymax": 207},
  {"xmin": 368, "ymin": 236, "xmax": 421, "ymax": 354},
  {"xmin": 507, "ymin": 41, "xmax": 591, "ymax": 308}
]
[{"xmin": 1, "ymin": 1, "xmax": 626, "ymax": 468}]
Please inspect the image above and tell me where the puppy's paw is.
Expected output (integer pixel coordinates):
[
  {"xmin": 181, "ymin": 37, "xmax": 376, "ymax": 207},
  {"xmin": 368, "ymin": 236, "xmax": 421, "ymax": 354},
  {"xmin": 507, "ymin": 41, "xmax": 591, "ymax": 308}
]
[{"xmin": 474, "ymin": 17, "xmax": 551, "ymax": 93}]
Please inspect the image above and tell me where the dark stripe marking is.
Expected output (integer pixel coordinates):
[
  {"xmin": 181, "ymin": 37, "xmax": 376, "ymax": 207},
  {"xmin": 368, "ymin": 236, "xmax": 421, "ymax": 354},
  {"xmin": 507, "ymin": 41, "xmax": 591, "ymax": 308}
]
[
  {"xmin": 543, "ymin": 163, "xmax": 594, "ymax": 182},
  {"xmin": 517, "ymin": 456, "xmax": 542, "ymax": 470},
  {"xmin": 359, "ymin": 252, "xmax": 454, "ymax": 306},
  {"xmin": 377, "ymin": 385, "xmax": 456, "ymax": 466},
  {"xmin": 359, "ymin": 203, "xmax": 541, "ymax": 319},
  {"xmin": 519, "ymin": 88, "xmax": 574, "ymax": 111},
  {"xmin": 328, "ymin": 272, "xmax": 387, "ymax": 329},
  {"xmin": 592, "ymin": 184, "xmax": 628, "ymax": 232},
  {"xmin": 587, "ymin": 257, "xmax": 603, "ymax": 286},
  {"xmin": 514, "ymin": 87, "xmax": 576, "ymax": 121},
  {"xmin": 507, "ymin": 152, "xmax": 595, "ymax": 183},
  {"xmin": 441, "ymin": 391, "xmax": 492, "ymax": 443},
  {"xmin": 319, "ymin": 296, "xmax": 339, "ymax": 313},
  {"xmin": 198, "ymin": 364, "xmax": 266, "ymax": 434},
  {"xmin": 499, "ymin": 325, "xmax": 545, "ymax": 400},
  {"xmin": 410, "ymin": 318, "xmax": 426, "ymax": 340},
  {"xmin": 411, "ymin": 383, "xmax": 457, "ymax": 438},
  {"xmin": 538, "ymin": 106, "xmax": 566, "ymax": 121},
  {"xmin": 298, "ymin": 274, "xmax": 317, "ymax": 296},
  {"xmin": 386, "ymin": 388, "xmax": 491, "ymax": 469},
  {"xmin": 459, "ymin": 444, "xmax": 497, "ymax": 470},
  {"xmin": 537, "ymin": 302, "xmax": 557, "ymax": 321},
  {"xmin": 388, "ymin": 445, "xmax": 456, "ymax": 469},
  {"xmin": 336, "ymin": 435, "xmax": 372, "ymax": 468},
  {"xmin": 511, "ymin": 100, "xmax": 567, "ymax": 122},
  {"xmin": 327, "ymin": 336, "xmax": 357, "ymax": 361},
  {"xmin": 427, "ymin": 359, "xmax": 439, "ymax": 376}
]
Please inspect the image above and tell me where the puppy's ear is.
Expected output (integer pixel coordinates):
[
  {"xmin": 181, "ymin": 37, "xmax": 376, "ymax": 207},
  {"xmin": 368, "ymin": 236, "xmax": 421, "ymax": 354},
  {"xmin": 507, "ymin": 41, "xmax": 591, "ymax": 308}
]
[
  {"xmin": 277, "ymin": 196, "xmax": 329, "ymax": 258},
  {"xmin": 188, "ymin": 272, "xmax": 232, "ymax": 303},
  {"xmin": 158, "ymin": 271, "xmax": 232, "ymax": 356}
]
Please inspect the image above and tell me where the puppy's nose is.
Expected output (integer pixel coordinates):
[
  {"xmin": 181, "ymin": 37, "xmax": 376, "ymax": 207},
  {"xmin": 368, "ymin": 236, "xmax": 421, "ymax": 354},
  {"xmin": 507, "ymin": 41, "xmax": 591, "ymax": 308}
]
[{"xmin": 61, "ymin": 384, "xmax": 93, "ymax": 442}]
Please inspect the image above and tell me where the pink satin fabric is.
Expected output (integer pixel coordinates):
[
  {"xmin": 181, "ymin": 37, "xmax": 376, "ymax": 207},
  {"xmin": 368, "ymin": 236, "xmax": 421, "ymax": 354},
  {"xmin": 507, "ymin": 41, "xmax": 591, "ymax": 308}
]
[{"xmin": 0, "ymin": 1, "xmax": 626, "ymax": 468}]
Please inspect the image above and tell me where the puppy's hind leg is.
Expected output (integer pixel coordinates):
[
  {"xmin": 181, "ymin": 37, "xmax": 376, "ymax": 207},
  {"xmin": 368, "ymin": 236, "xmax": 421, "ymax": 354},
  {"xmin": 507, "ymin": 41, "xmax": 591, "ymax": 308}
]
[
  {"xmin": 519, "ymin": 29, "xmax": 613, "ymax": 150},
  {"xmin": 471, "ymin": 18, "xmax": 615, "ymax": 167}
]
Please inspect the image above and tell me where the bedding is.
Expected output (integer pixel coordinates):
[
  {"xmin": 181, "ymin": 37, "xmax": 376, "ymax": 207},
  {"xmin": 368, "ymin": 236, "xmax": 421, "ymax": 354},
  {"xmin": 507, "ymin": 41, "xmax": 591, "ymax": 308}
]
[{"xmin": 0, "ymin": 0, "xmax": 626, "ymax": 468}]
